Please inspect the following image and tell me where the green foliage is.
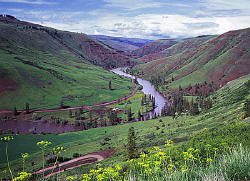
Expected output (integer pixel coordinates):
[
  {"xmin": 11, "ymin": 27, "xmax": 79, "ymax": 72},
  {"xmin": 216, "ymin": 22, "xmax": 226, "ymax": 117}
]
[
  {"xmin": 68, "ymin": 143, "xmax": 249, "ymax": 181},
  {"xmin": 127, "ymin": 127, "xmax": 136, "ymax": 160}
]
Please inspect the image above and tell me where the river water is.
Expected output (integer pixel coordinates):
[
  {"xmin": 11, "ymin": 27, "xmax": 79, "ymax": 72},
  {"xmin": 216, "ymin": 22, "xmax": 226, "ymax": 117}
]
[{"xmin": 112, "ymin": 68, "xmax": 168, "ymax": 118}]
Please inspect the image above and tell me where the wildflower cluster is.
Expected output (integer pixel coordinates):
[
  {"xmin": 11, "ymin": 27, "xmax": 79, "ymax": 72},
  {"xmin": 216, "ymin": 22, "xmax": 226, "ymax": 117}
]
[
  {"xmin": 72, "ymin": 139, "xmax": 223, "ymax": 181},
  {"xmin": 21, "ymin": 153, "xmax": 29, "ymax": 172},
  {"xmin": 13, "ymin": 172, "xmax": 32, "ymax": 181},
  {"xmin": 37, "ymin": 140, "xmax": 52, "ymax": 148},
  {"xmin": 0, "ymin": 136, "xmax": 14, "ymax": 142},
  {"xmin": 1, "ymin": 136, "xmax": 14, "ymax": 180},
  {"xmin": 68, "ymin": 164, "xmax": 122, "ymax": 181},
  {"xmin": 52, "ymin": 146, "xmax": 65, "ymax": 155}
]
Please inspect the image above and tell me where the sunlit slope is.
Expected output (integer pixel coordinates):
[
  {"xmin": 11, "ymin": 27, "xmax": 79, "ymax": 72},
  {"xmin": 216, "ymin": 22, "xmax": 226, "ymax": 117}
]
[{"xmin": 0, "ymin": 17, "xmax": 134, "ymax": 110}]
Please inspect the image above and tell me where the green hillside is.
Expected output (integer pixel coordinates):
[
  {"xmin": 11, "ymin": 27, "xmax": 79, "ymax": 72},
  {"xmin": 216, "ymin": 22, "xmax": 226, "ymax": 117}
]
[
  {"xmin": 137, "ymin": 35, "xmax": 215, "ymax": 62},
  {"xmin": 0, "ymin": 17, "xmax": 134, "ymax": 110},
  {"xmin": 132, "ymin": 28, "xmax": 250, "ymax": 93}
]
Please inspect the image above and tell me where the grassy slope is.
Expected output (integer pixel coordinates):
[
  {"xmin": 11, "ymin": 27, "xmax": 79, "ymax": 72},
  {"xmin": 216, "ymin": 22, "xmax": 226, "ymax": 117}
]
[
  {"xmin": 0, "ymin": 74, "xmax": 248, "ymax": 178},
  {"xmin": 0, "ymin": 19, "xmax": 134, "ymax": 110},
  {"xmin": 137, "ymin": 35, "xmax": 215, "ymax": 62},
  {"xmin": 133, "ymin": 28, "xmax": 250, "ymax": 89},
  {"xmin": 130, "ymin": 39, "xmax": 179, "ymax": 58}
]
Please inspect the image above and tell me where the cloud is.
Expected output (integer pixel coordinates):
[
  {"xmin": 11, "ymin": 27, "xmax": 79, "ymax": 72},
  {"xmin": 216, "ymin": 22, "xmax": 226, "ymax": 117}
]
[
  {"xmin": 33, "ymin": 12, "xmax": 250, "ymax": 39},
  {"xmin": 3, "ymin": 0, "xmax": 250, "ymax": 39},
  {"xmin": 0, "ymin": 0, "xmax": 55, "ymax": 5},
  {"xmin": 103, "ymin": 0, "xmax": 190, "ymax": 10},
  {"xmin": 104, "ymin": 0, "xmax": 162, "ymax": 10}
]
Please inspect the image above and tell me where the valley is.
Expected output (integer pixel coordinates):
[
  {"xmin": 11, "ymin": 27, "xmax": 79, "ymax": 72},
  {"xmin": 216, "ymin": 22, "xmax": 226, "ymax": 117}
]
[{"xmin": 0, "ymin": 14, "xmax": 249, "ymax": 181}]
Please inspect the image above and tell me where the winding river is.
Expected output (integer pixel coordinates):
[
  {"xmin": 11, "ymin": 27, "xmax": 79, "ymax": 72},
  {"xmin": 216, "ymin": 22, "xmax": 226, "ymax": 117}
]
[{"xmin": 112, "ymin": 68, "xmax": 168, "ymax": 118}]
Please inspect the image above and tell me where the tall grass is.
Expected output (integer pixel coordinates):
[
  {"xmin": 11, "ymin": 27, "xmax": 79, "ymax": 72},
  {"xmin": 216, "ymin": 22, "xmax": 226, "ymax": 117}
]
[{"xmin": 127, "ymin": 144, "xmax": 249, "ymax": 181}]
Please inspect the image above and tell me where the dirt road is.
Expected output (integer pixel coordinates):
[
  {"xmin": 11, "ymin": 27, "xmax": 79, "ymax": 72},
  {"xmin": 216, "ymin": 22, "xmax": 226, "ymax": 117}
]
[{"xmin": 34, "ymin": 149, "xmax": 115, "ymax": 178}]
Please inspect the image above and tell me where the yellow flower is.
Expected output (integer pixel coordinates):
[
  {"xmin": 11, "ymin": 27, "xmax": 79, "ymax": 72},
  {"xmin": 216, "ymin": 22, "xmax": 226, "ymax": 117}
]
[
  {"xmin": 168, "ymin": 164, "xmax": 174, "ymax": 171},
  {"xmin": 165, "ymin": 140, "xmax": 173, "ymax": 147},
  {"xmin": 115, "ymin": 164, "xmax": 122, "ymax": 171},
  {"xmin": 21, "ymin": 153, "xmax": 29, "ymax": 159},
  {"xmin": 154, "ymin": 161, "xmax": 161, "ymax": 165},
  {"xmin": 13, "ymin": 172, "xmax": 32, "ymax": 181},
  {"xmin": 0, "ymin": 136, "xmax": 14, "ymax": 142},
  {"xmin": 37, "ymin": 141, "xmax": 52, "ymax": 148},
  {"xmin": 153, "ymin": 146, "xmax": 160, "ymax": 151},
  {"xmin": 140, "ymin": 152, "xmax": 147, "ymax": 158},
  {"xmin": 187, "ymin": 148, "xmax": 194, "ymax": 153},
  {"xmin": 52, "ymin": 146, "xmax": 65, "ymax": 154},
  {"xmin": 206, "ymin": 158, "xmax": 213, "ymax": 163},
  {"xmin": 137, "ymin": 162, "xmax": 144, "ymax": 165},
  {"xmin": 96, "ymin": 163, "xmax": 102, "ymax": 167},
  {"xmin": 181, "ymin": 167, "xmax": 188, "ymax": 173}
]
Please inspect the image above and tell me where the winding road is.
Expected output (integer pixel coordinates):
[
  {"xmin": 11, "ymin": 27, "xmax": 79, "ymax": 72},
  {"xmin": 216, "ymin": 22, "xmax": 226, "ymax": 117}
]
[{"xmin": 34, "ymin": 149, "xmax": 115, "ymax": 178}]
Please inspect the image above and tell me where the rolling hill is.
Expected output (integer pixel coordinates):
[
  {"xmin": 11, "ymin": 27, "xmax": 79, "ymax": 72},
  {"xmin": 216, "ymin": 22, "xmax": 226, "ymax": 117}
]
[
  {"xmin": 136, "ymin": 35, "xmax": 215, "ymax": 62},
  {"xmin": 130, "ymin": 39, "xmax": 179, "ymax": 58},
  {"xmin": 132, "ymin": 28, "xmax": 250, "ymax": 92},
  {"xmin": 0, "ymin": 15, "xmax": 135, "ymax": 110},
  {"xmin": 90, "ymin": 35, "xmax": 152, "ymax": 52}
]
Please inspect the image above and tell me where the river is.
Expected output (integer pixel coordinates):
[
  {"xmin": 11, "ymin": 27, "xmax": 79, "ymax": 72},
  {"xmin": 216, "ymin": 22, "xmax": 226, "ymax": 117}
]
[{"xmin": 112, "ymin": 68, "xmax": 168, "ymax": 118}]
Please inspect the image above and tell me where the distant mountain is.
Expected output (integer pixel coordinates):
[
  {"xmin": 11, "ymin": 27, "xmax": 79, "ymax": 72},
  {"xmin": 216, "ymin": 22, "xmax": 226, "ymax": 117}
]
[
  {"xmin": 91, "ymin": 35, "xmax": 152, "ymax": 52},
  {"xmin": 130, "ymin": 39, "xmax": 179, "ymax": 58},
  {"xmin": 132, "ymin": 28, "xmax": 250, "ymax": 91},
  {"xmin": 0, "ymin": 15, "xmax": 134, "ymax": 110}
]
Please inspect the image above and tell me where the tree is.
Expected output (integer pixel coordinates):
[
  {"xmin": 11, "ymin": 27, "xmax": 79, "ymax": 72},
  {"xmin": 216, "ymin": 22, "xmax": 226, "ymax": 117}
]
[
  {"xmin": 25, "ymin": 103, "xmax": 29, "ymax": 114},
  {"xmin": 109, "ymin": 112, "xmax": 119, "ymax": 125},
  {"xmin": 69, "ymin": 110, "xmax": 73, "ymax": 118},
  {"xmin": 13, "ymin": 107, "xmax": 18, "ymax": 116},
  {"xmin": 127, "ymin": 127, "xmax": 136, "ymax": 160},
  {"xmin": 243, "ymin": 98, "xmax": 250, "ymax": 117},
  {"xmin": 127, "ymin": 107, "xmax": 132, "ymax": 121},
  {"xmin": 152, "ymin": 96, "xmax": 156, "ymax": 109},
  {"xmin": 138, "ymin": 110, "xmax": 141, "ymax": 121},
  {"xmin": 190, "ymin": 102, "xmax": 199, "ymax": 116},
  {"xmin": 109, "ymin": 80, "xmax": 112, "ymax": 90},
  {"xmin": 60, "ymin": 101, "xmax": 64, "ymax": 108},
  {"xmin": 179, "ymin": 85, "xmax": 182, "ymax": 91}
]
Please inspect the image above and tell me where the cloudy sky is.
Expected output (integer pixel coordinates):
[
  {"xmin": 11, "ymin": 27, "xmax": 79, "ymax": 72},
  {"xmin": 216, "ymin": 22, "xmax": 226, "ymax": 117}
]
[{"xmin": 1, "ymin": 0, "xmax": 250, "ymax": 39}]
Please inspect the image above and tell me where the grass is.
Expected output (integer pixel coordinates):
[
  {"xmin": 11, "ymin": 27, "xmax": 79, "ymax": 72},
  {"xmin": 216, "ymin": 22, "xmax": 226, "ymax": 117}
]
[
  {"xmin": 132, "ymin": 28, "xmax": 250, "ymax": 91},
  {"xmin": 0, "ymin": 22, "xmax": 134, "ymax": 110},
  {"xmin": 124, "ymin": 145, "xmax": 250, "ymax": 181},
  {"xmin": 0, "ymin": 74, "xmax": 249, "ymax": 180}
]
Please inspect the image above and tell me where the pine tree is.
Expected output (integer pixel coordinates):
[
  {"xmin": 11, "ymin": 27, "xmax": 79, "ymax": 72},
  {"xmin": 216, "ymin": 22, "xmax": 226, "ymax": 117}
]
[
  {"xmin": 25, "ymin": 103, "xmax": 29, "ymax": 114},
  {"xmin": 127, "ymin": 107, "xmax": 132, "ymax": 121},
  {"xmin": 152, "ymin": 97, "xmax": 156, "ymax": 109},
  {"xmin": 127, "ymin": 127, "xmax": 136, "ymax": 160},
  {"xmin": 138, "ymin": 110, "xmax": 141, "ymax": 121},
  {"xmin": 60, "ymin": 101, "xmax": 64, "ymax": 108},
  {"xmin": 13, "ymin": 107, "xmax": 18, "ymax": 116},
  {"xmin": 243, "ymin": 98, "xmax": 250, "ymax": 117},
  {"xmin": 69, "ymin": 110, "xmax": 73, "ymax": 118},
  {"xmin": 190, "ymin": 102, "xmax": 199, "ymax": 115},
  {"xmin": 109, "ymin": 80, "xmax": 112, "ymax": 90}
]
